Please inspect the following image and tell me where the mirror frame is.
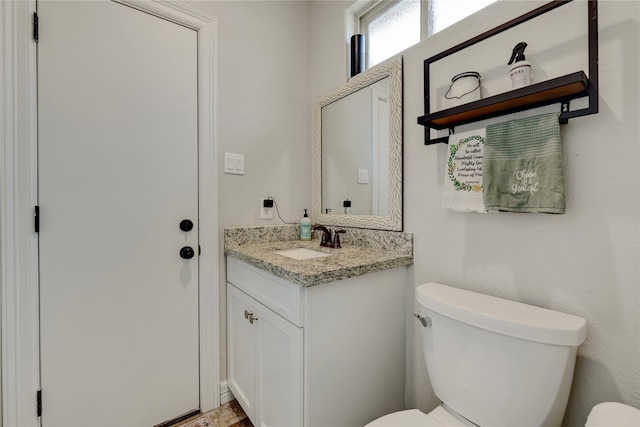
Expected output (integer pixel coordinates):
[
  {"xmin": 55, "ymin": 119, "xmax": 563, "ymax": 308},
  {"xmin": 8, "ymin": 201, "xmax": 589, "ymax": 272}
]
[{"xmin": 312, "ymin": 56, "xmax": 403, "ymax": 231}]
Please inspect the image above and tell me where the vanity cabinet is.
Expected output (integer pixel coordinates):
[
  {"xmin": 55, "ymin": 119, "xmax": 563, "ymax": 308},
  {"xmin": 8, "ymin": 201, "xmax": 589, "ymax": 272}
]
[
  {"xmin": 226, "ymin": 256, "xmax": 407, "ymax": 427},
  {"xmin": 227, "ymin": 283, "xmax": 303, "ymax": 427}
]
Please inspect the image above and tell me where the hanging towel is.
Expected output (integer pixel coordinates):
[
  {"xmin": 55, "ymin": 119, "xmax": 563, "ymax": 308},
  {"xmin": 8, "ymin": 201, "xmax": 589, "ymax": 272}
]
[
  {"xmin": 442, "ymin": 128, "xmax": 486, "ymax": 213},
  {"xmin": 483, "ymin": 112, "xmax": 565, "ymax": 213}
]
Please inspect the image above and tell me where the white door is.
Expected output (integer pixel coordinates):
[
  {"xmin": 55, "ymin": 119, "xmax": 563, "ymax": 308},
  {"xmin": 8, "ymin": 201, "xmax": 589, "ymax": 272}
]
[
  {"xmin": 371, "ymin": 85, "xmax": 390, "ymax": 216},
  {"xmin": 38, "ymin": 1, "xmax": 200, "ymax": 426}
]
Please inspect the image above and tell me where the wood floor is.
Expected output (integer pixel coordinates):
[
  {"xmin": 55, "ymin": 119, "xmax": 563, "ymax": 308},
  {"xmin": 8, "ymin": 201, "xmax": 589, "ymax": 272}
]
[{"xmin": 175, "ymin": 400, "xmax": 253, "ymax": 427}]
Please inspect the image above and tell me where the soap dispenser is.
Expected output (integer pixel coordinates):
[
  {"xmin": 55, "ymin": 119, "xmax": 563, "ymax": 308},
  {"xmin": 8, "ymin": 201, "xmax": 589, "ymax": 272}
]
[
  {"xmin": 299, "ymin": 209, "xmax": 311, "ymax": 241},
  {"xmin": 508, "ymin": 42, "xmax": 532, "ymax": 89}
]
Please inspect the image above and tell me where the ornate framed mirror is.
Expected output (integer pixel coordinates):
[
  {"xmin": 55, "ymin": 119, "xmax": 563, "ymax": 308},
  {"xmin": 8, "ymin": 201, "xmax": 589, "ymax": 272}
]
[{"xmin": 312, "ymin": 56, "xmax": 402, "ymax": 231}]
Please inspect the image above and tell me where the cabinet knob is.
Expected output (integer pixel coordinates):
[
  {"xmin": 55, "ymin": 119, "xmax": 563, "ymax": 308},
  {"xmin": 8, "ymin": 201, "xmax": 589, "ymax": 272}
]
[{"xmin": 244, "ymin": 309, "xmax": 258, "ymax": 324}]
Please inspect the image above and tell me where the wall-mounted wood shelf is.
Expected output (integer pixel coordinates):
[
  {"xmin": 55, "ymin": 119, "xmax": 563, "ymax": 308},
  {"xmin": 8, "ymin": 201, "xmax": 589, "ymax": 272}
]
[
  {"xmin": 417, "ymin": 71, "xmax": 589, "ymax": 130},
  {"xmin": 419, "ymin": 0, "xmax": 598, "ymax": 145}
]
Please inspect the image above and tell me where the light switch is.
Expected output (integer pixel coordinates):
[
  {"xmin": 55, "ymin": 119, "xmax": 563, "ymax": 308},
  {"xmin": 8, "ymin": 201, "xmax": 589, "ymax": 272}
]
[
  {"xmin": 224, "ymin": 152, "xmax": 245, "ymax": 175},
  {"xmin": 358, "ymin": 168, "xmax": 369, "ymax": 184}
]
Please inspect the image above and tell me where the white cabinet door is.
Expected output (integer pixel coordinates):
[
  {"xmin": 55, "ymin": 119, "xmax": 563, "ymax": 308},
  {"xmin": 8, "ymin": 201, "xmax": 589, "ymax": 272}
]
[
  {"xmin": 227, "ymin": 282, "xmax": 303, "ymax": 427},
  {"xmin": 255, "ymin": 300, "xmax": 303, "ymax": 427},
  {"xmin": 227, "ymin": 284, "xmax": 257, "ymax": 420}
]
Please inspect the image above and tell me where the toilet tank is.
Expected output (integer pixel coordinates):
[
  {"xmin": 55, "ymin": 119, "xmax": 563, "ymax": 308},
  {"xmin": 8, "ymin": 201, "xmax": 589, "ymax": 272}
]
[{"xmin": 416, "ymin": 283, "xmax": 586, "ymax": 427}]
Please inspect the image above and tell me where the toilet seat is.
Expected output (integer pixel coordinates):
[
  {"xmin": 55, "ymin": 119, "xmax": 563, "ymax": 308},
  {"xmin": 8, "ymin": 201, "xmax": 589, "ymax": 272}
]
[
  {"xmin": 586, "ymin": 402, "xmax": 640, "ymax": 426},
  {"xmin": 365, "ymin": 409, "xmax": 440, "ymax": 427},
  {"xmin": 365, "ymin": 406, "xmax": 471, "ymax": 427}
]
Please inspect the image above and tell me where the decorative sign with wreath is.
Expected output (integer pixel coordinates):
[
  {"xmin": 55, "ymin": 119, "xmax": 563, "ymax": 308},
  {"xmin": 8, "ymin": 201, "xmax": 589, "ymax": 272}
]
[{"xmin": 447, "ymin": 134, "xmax": 484, "ymax": 193}]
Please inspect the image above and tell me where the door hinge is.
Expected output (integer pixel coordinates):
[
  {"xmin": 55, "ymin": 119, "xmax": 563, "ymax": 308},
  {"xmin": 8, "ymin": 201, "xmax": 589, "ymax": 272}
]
[
  {"xmin": 34, "ymin": 206, "xmax": 40, "ymax": 233},
  {"xmin": 37, "ymin": 389, "xmax": 42, "ymax": 417},
  {"xmin": 33, "ymin": 12, "xmax": 39, "ymax": 43}
]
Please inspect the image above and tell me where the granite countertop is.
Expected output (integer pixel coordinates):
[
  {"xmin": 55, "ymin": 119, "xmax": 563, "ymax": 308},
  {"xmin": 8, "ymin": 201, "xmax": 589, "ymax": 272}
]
[{"xmin": 224, "ymin": 226, "xmax": 413, "ymax": 288}]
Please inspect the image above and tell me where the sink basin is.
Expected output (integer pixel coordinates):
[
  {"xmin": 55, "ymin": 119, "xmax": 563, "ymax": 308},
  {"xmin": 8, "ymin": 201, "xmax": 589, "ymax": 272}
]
[{"xmin": 274, "ymin": 248, "xmax": 331, "ymax": 260}]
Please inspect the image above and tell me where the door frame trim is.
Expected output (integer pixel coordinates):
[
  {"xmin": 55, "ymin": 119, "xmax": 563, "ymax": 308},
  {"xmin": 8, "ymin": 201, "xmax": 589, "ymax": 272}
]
[{"xmin": 1, "ymin": 1, "xmax": 220, "ymax": 424}]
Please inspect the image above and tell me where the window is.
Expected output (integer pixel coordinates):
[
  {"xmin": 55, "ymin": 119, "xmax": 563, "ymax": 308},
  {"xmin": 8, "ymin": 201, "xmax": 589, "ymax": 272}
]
[
  {"xmin": 360, "ymin": 0, "xmax": 498, "ymax": 68},
  {"xmin": 360, "ymin": 0, "xmax": 421, "ymax": 69}
]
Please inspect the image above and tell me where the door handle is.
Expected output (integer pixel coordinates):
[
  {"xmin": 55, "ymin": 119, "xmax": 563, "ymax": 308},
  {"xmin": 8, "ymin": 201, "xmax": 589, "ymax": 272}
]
[
  {"xmin": 179, "ymin": 219, "xmax": 194, "ymax": 232},
  {"xmin": 179, "ymin": 246, "xmax": 195, "ymax": 259}
]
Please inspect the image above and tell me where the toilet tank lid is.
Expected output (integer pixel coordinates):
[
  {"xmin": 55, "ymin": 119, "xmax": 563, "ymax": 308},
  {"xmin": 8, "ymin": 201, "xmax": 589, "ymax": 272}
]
[{"xmin": 416, "ymin": 283, "xmax": 587, "ymax": 346}]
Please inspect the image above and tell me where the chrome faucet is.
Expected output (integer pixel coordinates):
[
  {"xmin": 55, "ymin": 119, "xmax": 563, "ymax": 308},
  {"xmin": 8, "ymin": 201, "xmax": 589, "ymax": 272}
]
[{"xmin": 311, "ymin": 225, "xmax": 346, "ymax": 249}]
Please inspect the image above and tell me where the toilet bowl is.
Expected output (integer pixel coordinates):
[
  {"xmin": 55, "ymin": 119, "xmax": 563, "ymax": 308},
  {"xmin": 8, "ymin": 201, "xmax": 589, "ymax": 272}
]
[
  {"xmin": 365, "ymin": 282, "xmax": 587, "ymax": 427},
  {"xmin": 366, "ymin": 405, "xmax": 475, "ymax": 426},
  {"xmin": 369, "ymin": 401, "xmax": 640, "ymax": 427},
  {"xmin": 585, "ymin": 402, "xmax": 640, "ymax": 426}
]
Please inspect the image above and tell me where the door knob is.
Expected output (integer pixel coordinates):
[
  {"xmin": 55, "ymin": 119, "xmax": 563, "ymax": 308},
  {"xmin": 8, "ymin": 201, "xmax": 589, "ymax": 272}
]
[
  {"xmin": 179, "ymin": 219, "xmax": 194, "ymax": 232},
  {"xmin": 180, "ymin": 246, "xmax": 195, "ymax": 259}
]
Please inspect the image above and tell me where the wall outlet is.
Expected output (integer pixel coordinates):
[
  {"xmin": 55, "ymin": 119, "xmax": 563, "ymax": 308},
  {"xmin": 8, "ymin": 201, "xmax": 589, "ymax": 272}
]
[{"xmin": 260, "ymin": 198, "xmax": 273, "ymax": 219}]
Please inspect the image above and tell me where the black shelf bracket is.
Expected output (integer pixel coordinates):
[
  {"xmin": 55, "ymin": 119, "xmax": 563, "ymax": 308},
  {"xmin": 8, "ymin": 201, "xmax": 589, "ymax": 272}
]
[{"xmin": 419, "ymin": 0, "xmax": 598, "ymax": 145}]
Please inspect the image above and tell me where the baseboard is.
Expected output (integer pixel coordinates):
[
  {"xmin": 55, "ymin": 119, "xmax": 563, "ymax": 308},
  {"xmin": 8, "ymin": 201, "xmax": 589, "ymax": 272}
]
[{"xmin": 219, "ymin": 380, "xmax": 235, "ymax": 405}]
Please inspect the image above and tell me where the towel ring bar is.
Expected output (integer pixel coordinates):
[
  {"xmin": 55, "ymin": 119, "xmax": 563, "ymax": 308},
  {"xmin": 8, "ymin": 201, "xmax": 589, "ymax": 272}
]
[{"xmin": 438, "ymin": 110, "xmax": 571, "ymax": 145}]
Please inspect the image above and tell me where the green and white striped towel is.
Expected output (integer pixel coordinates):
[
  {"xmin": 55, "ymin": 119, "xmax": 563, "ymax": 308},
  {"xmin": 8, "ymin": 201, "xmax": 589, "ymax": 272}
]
[{"xmin": 483, "ymin": 112, "xmax": 565, "ymax": 214}]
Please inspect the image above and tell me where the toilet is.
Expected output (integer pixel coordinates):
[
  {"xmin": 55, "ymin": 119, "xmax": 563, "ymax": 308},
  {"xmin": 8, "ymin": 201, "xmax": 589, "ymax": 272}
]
[
  {"xmin": 366, "ymin": 282, "xmax": 587, "ymax": 427},
  {"xmin": 585, "ymin": 402, "xmax": 640, "ymax": 426}
]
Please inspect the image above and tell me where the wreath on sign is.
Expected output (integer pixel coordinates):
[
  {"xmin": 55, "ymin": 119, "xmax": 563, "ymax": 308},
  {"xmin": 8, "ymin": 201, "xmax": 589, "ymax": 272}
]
[{"xmin": 447, "ymin": 135, "xmax": 484, "ymax": 192}]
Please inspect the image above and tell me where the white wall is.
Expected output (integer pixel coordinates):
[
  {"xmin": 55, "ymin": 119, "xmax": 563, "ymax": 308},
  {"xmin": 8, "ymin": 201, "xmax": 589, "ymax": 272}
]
[
  {"xmin": 311, "ymin": 1, "xmax": 639, "ymax": 426},
  {"xmin": 186, "ymin": 0, "xmax": 312, "ymax": 221},
  {"xmin": 185, "ymin": 0, "xmax": 312, "ymax": 382}
]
